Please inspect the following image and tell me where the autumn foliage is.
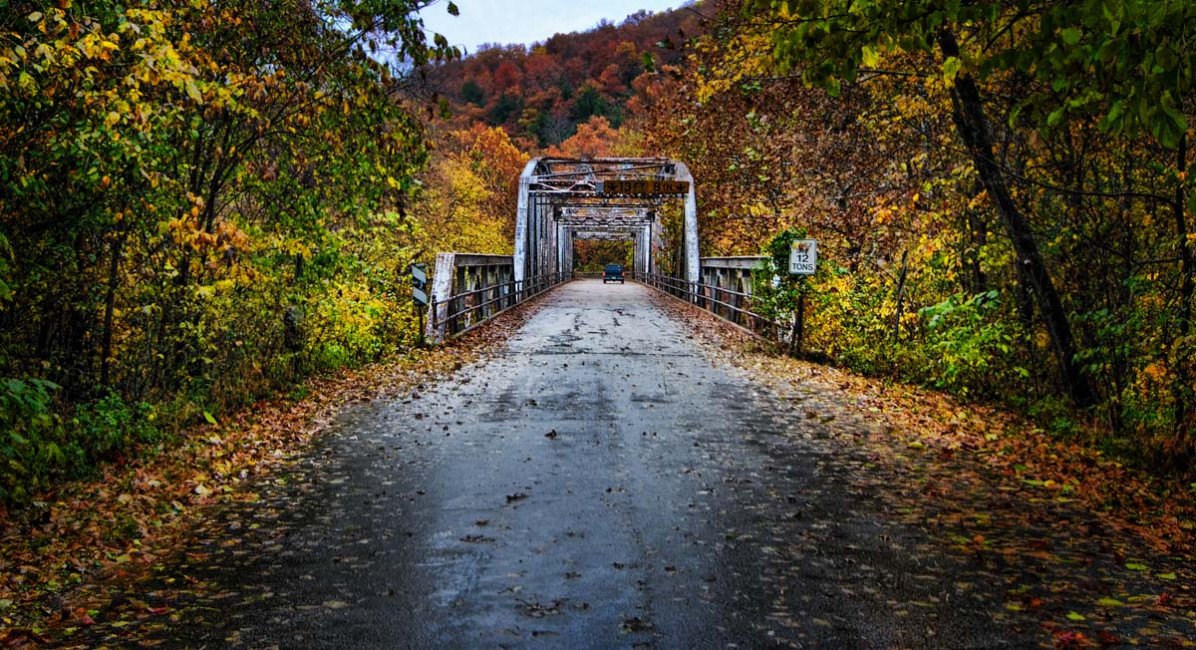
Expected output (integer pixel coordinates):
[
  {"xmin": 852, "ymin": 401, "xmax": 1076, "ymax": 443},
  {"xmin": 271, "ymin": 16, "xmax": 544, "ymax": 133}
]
[
  {"xmin": 636, "ymin": 0, "xmax": 1196, "ymax": 469},
  {"xmin": 0, "ymin": 0, "xmax": 457, "ymax": 504},
  {"xmin": 0, "ymin": 0, "xmax": 700, "ymax": 510},
  {"xmin": 2, "ymin": 0, "xmax": 1192, "ymax": 516},
  {"xmin": 424, "ymin": 7, "xmax": 700, "ymax": 148}
]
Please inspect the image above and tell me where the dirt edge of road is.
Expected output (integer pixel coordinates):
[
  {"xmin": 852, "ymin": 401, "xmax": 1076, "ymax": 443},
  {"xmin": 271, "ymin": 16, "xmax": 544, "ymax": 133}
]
[
  {"xmin": 0, "ymin": 287, "xmax": 557, "ymax": 640},
  {"xmin": 646, "ymin": 286, "xmax": 1196, "ymax": 648}
]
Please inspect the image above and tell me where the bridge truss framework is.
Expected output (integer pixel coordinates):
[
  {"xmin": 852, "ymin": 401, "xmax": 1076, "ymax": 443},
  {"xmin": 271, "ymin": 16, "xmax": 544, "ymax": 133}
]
[{"xmin": 514, "ymin": 157, "xmax": 700, "ymax": 284}]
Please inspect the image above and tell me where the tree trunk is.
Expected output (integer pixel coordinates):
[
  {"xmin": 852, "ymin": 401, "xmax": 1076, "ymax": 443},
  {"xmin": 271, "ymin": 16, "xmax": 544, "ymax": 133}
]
[
  {"xmin": 964, "ymin": 197, "xmax": 988, "ymax": 294},
  {"xmin": 1171, "ymin": 134, "xmax": 1191, "ymax": 448},
  {"xmin": 100, "ymin": 232, "xmax": 126, "ymax": 388},
  {"xmin": 893, "ymin": 249, "xmax": 909, "ymax": 341},
  {"xmin": 936, "ymin": 27, "xmax": 1096, "ymax": 407}
]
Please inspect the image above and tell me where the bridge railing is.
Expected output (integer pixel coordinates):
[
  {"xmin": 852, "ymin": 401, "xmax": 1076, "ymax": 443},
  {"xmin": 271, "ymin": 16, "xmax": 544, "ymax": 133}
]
[
  {"xmin": 637, "ymin": 270, "xmax": 781, "ymax": 337},
  {"xmin": 430, "ymin": 270, "xmax": 570, "ymax": 340}
]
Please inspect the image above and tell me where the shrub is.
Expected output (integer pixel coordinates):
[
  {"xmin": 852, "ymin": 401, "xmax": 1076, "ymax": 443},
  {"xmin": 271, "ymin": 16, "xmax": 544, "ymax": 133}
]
[
  {"xmin": 0, "ymin": 381, "xmax": 161, "ymax": 505},
  {"xmin": 916, "ymin": 290, "xmax": 1028, "ymax": 398},
  {"xmin": 72, "ymin": 392, "xmax": 159, "ymax": 462},
  {"xmin": 0, "ymin": 378, "xmax": 64, "ymax": 503}
]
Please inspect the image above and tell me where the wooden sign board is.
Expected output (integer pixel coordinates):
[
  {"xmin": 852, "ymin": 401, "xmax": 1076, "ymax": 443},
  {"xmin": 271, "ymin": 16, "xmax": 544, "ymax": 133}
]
[{"xmin": 597, "ymin": 179, "xmax": 689, "ymax": 196}]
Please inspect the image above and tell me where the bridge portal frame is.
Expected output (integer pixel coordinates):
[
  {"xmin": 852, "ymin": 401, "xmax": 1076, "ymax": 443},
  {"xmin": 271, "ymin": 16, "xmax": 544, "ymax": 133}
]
[{"xmin": 514, "ymin": 157, "xmax": 699, "ymax": 284}]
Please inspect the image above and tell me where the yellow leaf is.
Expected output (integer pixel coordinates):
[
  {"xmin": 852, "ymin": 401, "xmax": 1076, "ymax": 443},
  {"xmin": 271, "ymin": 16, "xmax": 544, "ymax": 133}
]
[
  {"xmin": 861, "ymin": 45, "xmax": 879, "ymax": 68},
  {"xmin": 185, "ymin": 78, "xmax": 202, "ymax": 104},
  {"xmin": 942, "ymin": 56, "xmax": 962, "ymax": 82}
]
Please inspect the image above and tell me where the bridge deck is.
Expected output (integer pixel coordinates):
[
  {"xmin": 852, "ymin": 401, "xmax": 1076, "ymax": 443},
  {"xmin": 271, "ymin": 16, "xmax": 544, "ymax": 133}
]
[{"xmin": 100, "ymin": 280, "xmax": 1027, "ymax": 647}]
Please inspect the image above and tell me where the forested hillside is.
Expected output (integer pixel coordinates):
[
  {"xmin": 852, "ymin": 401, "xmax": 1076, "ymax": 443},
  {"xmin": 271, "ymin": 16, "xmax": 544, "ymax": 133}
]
[
  {"xmin": 424, "ymin": 5, "xmax": 701, "ymax": 147},
  {"xmin": 411, "ymin": 3, "xmax": 705, "ymax": 273}
]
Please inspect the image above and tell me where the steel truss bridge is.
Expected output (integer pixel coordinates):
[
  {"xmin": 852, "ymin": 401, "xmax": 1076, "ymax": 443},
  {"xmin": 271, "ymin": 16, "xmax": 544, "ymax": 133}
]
[
  {"xmin": 426, "ymin": 157, "xmax": 769, "ymax": 341},
  {"xmin": 513, "ymin": 157, "xmax": 699, "ymax": 285}
]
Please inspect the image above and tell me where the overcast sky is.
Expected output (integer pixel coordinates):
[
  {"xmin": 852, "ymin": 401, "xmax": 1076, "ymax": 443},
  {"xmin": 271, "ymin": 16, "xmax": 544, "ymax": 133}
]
[{"xmin": 419, "ymin": 0, "xmax": 684, "ymax": 54}]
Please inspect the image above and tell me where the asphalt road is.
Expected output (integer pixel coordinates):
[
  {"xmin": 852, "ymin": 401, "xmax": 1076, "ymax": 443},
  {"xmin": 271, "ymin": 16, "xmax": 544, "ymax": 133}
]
[{"xmin": 105, "ymin": 280, "xmax": 1031, "ymax": 648}]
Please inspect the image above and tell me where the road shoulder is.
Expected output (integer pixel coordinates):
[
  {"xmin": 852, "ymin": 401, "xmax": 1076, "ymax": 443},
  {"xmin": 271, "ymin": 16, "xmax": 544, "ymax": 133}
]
[
  {"xmin": 0, "ymin": 291, "xmax": 554, "ymax": 642},
  {"xmin": 647, "ymin": 288, "xmax": 1196, "ymax": 647}
]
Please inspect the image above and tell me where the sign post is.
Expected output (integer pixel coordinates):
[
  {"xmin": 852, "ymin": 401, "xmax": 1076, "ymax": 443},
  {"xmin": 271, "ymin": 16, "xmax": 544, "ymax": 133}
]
[
  {"xmin": 410, "ymin": 263, "xmax": 428, "ymax": 348},
  {"xmin": 787, "ymin": 239, "xmax": 816, "ymax": 356}
]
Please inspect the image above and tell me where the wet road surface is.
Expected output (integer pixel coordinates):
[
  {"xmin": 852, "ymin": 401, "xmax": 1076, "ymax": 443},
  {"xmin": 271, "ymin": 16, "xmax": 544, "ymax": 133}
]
[{"xmin": 111, "ymin": 280, "xmax": 1030, "ymax": 648}]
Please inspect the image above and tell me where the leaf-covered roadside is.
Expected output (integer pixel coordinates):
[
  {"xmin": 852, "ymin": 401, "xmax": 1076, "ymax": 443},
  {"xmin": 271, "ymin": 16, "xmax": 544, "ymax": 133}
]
[
  {"xmin": 0, "ymin": 0, "xmax": 460, "ymax": 506},
  {"xmin": 654, "ymin": 293, "xmax": 1196, "ymax": 647},
  {"xmin": 0, "ymin": 303, "xmax": 530, "ymax": 640},
  {"xmin": 636, "ymin": 0, "xmax": 1196, "ymax": 471}
]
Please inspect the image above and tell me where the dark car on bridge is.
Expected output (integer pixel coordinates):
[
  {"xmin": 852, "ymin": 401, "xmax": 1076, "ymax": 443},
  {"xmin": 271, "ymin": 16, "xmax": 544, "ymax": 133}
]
[{"xmin": 603, "ymin": 264, "xmax": 625, "ymax": 284}]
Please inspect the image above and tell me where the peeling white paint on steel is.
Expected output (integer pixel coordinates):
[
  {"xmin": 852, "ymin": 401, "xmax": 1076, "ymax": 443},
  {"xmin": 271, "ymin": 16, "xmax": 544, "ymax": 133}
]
[
  {"xmin": 674, "ymin": 161, "xmax": 700, "ymax": 287},
  {"xmin": 513, "ymin": 158, "xmax": 538, "ymax": 285},
  {"xmin": 426, "ymin": 252, "xmax": 457, "ymax": 341}
]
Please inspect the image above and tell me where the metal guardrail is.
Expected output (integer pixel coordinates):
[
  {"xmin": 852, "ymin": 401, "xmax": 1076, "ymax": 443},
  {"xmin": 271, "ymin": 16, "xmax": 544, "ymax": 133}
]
[
  {"xmin": 637, "ymin": 271, "xmax": 781, "ymax": 337},
  {"xmin": 431, "ymin": 271, "xmax": 571, "ymax": 338}
]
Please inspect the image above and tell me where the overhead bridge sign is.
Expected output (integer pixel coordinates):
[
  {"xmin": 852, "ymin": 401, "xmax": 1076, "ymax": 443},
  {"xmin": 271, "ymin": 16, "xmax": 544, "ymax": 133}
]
[{"xmin": 597, "ymin": 179, "xmax": 689, "ymax": 197}]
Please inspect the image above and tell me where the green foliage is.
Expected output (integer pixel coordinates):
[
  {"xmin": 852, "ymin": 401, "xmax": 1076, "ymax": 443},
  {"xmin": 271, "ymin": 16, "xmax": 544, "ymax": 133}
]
[
  {"xmin": 751, "ymin": 227, "xmax": 810, "ymax": 319},
  {"xmin": 0, "ymin": 379, "xmax": 62, "ymax": 503},
  {"xmin": 752, "ymin": 0, "xmax": 1195, "ymax": 148},
  {"xmin": 750, "ymin": 231, "xmax": 1029, "ymax": 400},
  {"xmin": 489, "ymin": 92, "xmax": 523, "ymax": 125},
  {"xmin": 808, "ymin": 272, "xmax": 898, "ymax": 375},
  {"xmin": 72, "ymin": 392, "xmax": 159, "ymax": 461},
  {"xmin": 461, "ymin": 79, "xmax": 485, "ymax": 106},
  {"xmin": 570, "ymin": 83, "xmax": 614, "ymax": 124},
  {"xmin": 0, "ymin": 234, "xmax": 11, "ymax": 303},
  {"xmin": 0, "ymin": 0, "xmax": 459, "ymax": 505},
  {"xmin": 916, "ymin": 291, "xmax": 1028, "ymax": 397},
  {"xmin": 0, "ymin": 379, "xmax": 162, "ymax": 503}
]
